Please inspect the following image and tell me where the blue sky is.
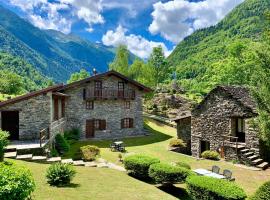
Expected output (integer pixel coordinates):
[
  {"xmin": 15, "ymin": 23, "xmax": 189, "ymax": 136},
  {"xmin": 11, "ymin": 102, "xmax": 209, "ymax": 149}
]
[{"xmin": 0, "ymin": 0, "xmax": 244, "ymax": 58}]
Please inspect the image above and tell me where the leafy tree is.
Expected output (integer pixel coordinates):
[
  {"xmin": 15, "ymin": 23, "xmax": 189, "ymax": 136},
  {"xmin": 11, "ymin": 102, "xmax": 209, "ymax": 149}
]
[
  {"xmin": 109, "ymin": 45, "xmax": 129, "ymax": 75},
  {"xmin": 148, "ymin": 46, "xmax": 169, "ymax": 85},
  {"xmin": 67, "ymin": 69, "xmax": 90, "ymax": 84},
  {"xmin": 0, "ymin": 70, "xmax": 24, "ymax": 95},
  {"xmin": 129, "ymin": 58, "xmax": 144, "ymax": 80}
]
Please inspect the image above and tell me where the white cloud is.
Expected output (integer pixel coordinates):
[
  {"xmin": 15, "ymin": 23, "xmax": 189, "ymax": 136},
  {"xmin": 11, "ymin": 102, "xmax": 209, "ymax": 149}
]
[
  {"xmin": 102, "ymin": 25, "xmax": 171, "ymax": 59},
  {"xmin": 6, "ymin": 0, "xmax": 104, "ymax": 33},
  {"xmin": 149, "ymin": 0, "xmax": 244, "ymax": 43}
]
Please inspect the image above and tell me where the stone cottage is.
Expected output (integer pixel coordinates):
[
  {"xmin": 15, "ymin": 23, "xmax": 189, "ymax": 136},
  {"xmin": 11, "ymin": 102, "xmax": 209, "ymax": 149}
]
[
  {"xmin": 174, "ymin": 86, "xmax": 268, "ymax": 169},
  {"xmin": 0, "ymin": 70, "xmax": 151, "ymax": 143}
]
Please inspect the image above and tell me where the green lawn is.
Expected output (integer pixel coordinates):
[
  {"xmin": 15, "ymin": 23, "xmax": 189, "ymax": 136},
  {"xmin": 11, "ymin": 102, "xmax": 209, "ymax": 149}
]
[{"xmin": 12, "ymin": 119, "xmax": 270, "ymax": 199}]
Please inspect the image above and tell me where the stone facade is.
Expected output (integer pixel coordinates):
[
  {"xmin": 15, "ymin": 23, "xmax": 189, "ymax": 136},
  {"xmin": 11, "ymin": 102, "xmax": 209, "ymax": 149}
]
[
  {"xmin": 191, "ymin": 86, "xmax": 258, "ymax": 158},
  {"xmin": 64, "ymin": 75, "xmax": 144, "ymax": 139},
  {"xmin": 175, "ymin": 117, "xmax": 191, "ymax": 155}
]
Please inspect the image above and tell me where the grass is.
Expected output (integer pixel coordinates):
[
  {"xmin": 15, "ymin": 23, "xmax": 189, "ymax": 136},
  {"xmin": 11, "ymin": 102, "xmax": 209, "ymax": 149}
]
[{"xmin": 10, "ymin": 119, "xmax": 270, "ymax": 199}]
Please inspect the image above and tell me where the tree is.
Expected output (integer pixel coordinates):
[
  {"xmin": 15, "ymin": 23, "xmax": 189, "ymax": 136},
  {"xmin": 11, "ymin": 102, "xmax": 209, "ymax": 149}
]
[
  {"xmin": 128, "ymin": 58, "xmax": 144, "ymax": 80},
  {"xmin": 67, "ymin": 69, "xmax": 90, "ymax": 84},
  {"xmin": 109, "ymin": 45, "xmax": 129, "ymax": 75},
  {"xmin": 0, "ymin": 70, "xmax": 24, "ymax": 95},
  {"xmin": 148, "ymin": 46, "xmax": 169, "ymax": 85}
]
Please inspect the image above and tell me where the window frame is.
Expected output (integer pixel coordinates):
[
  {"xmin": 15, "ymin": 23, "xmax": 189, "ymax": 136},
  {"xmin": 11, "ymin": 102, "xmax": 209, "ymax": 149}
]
[
  {"xmin": 121, "ymin": 118, "xmax": 134, "ymax": 129},
  {"xmin": 124, "ymin": 101, "xmax": 130, "ymax": 109},
  {"xmin": 86, "ymin": 100, "xmax": 94, "ymax": 110}
]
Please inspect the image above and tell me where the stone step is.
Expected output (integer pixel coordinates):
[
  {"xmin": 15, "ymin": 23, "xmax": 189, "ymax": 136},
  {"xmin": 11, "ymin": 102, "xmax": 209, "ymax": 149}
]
[
  {"xmin": 257, "ymin": 162, "xmax": 269, "ymax": 170},
  {"xmin": 4, "ymin": 147, "xmax": 17, "ymax": 153},
  {"xmin": 61, "ymin": 159, "xmax": 74, "ymax": 164},
  {"xmin": 240, "ymin": 149, "xmax": 249, "ymax": 153},
  {"xmin": 73, "ymin": 160, "xmax": 85, "ymax": 166},
  {"xmin": 16, "ymin": 154, "xmax": 33, "ymax": 160},
  {"xmin": 85, "ymin": 161, "xmax": 98, "ymax": 167},
  {"xmin": 247, "ymin": 155, "xmax": 259, "ymax": 161},
  {"xmin": 252, "ymin": 159, "xmax": 264, "ymax": 165},
  {"xmin": 47, "ymin": 157, "xmax": 61, "ymax": 163},
  {"xmin": 32, "ymin": 156, "xmax": 47, "ymax": 161},
  {"xmin": 4, "ymin": 151, "xmax": 17, "ymax": 158},
  {"xmin": 244, "ymin": 152, "xmax": 253, "ymax": 157}
]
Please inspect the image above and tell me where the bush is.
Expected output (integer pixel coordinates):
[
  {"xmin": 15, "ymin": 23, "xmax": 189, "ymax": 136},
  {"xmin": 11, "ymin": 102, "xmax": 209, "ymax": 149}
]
[
  {"xmin": 186, "ymin": 175, "xmax": 246, "ymax": 200},
  {"xmin": 0, "ymin": 162, "xmax": 35, "ymax": 200},
  {"xmin": 201, "ymin": 150, "xmax": 220, "ymax": 160},
  {"xmin": 169, "ymin": 138, "xmax": 186, "ymax": 148},
  {"xmin": 124, "ymin": 154, "xmax": 160, "ymax": 179},
  {"xmin": 250, "ymin": 180, "xmax": 270, "ymax": 200},
  {"xmin": 46, "ymin": 163, "xmax": 76, "ymax": 186},
  {"xmin": 175, "ymin": 162, "xmax": 191, "ymax": 170},
  {"xmin": 72, "ymin": 149, "xmax": 82, "ymax": 161},
  {"xmin": 80, "ymin": 145, "xmax": 100, "ymax": 161},
  {"xmin": 55, "ymin": 134, "xmax": 70, "ymax": 155},
  {"xmin": 50, "ymin": 148, "xmax": 59, "ymax": 157},
  {"xmin": 0, "ymin": 130, "xmax": 9, "ymax": 162},
  {"xmin": 64, "ymin": 128, "xmax": 80, "ymax": 141},
  {"xmin": 149, "ymin": 163, "xmax": 192, "ymax": 185}
]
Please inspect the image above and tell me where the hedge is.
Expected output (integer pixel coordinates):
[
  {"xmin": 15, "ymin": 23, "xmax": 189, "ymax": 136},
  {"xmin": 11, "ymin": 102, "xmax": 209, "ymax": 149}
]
[
  {"xmin": 80, "ymin": 145, "xmax": 100, "ymax": 161},
  {"xmin": 250, "ymin": 180, "xmax": 270, "ymax": 200},
  {"xmin": 175, "ymin": 162, "xmax": 191, "ymax": 170},
  {"xmin": 0, "ymin": 130, "xmax": 9, "ymax": 162},
  {"xmin": 149, "ymin": 163, "xmax": 192, "ymax": 185},
  {"xmin": 55, "ymin": 134, "xmax": 70, "ymax": 155},
  {"xmin": 123, "ymin": 154, "xmax": 160, "ymax": 179},
  {"xmin": 169, "ymin": 138, "xmax": 186, "ymax": 148},
  {"xmin": 186, "ymin": 175, "xmax": 246, "ymax": 200},
  {"xmin": 0, "ymin": 162, "xmax": 35, "ymax": 200},
  {"xmin": 201, "ymin": 150, "xmax": 220, "ymax": 161}
]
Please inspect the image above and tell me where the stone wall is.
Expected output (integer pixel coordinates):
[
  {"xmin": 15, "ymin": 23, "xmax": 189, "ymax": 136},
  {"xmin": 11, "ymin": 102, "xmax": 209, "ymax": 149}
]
[
  {"xmin": 0, "ymin": 94, "xmax": 51, "ymax": 140},
  {"xmin": 176, "ymin": 117, "xmax": 191, "ymax": 154},
  {"xmin": 191, "ymin": 89, "xmax": 258, "ymax": 158},
  {"xmin": 64, "ymin": 75, "xmax": 145, "ymax": 139}
]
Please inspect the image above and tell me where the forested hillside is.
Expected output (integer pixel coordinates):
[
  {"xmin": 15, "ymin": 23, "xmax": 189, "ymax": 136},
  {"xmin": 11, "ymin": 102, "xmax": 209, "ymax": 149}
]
[
  {"xmin": 0, "ymin": 5, "xmax": 115, "ymax": 82},
  {"xmin": 167, "ymin": 0, "xmax": 270, "ymax": 98}
]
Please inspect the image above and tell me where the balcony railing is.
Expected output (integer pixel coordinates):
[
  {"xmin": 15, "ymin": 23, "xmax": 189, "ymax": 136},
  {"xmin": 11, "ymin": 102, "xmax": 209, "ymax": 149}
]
[{"xmin": 85, "ymin": 88, "xmax": 135, "ymax": 100}]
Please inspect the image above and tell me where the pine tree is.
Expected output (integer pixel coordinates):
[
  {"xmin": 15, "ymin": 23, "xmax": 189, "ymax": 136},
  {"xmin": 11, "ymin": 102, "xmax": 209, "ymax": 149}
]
[{"xmin": 109, "ymin": 45, "xmax": 129, "ymax": 75}]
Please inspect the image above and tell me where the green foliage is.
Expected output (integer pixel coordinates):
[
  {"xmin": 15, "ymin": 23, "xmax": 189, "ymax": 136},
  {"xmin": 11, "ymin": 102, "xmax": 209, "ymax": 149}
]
[
  {"xmin": 0, "ymin": 130, "xmax": 9, "ymax": 162},
  {"xmin": 169, "ymin": 138, "xmax": 186, "ymax": 148},
  {"xmin": 80, "ymin": 145, "xmax": 100, "ymax": 161},
  {"xmin": 250, "ymin": 180, "xmax": 270, "ymax": 200},
  {"xmin": 201, "ymin": 150, "xmax": 220, "ymax": 161},
  {"xmin": 109, "ymin": 45, "xmax": 129, "ymax": 75},
  {"xmin": 0, "ymin": 162, "xmax": 35, "ymax": 200},
  {"xmin": 55, "ymin": 134, "xmax": 70, "ymax": 155},
  {"xmin": 64, "ymin": 128, "xmax": 81, "ymax": 141},
  {"xmin": 123, "ymin": 154, "xmax": 160, "ymax": 179},
  {"xmin": 0, "ymin": 70, "xmax": 24, "ymax": 95},
  {"xmin": 186, "ymin": 175, "xmax": 247, "ymax": 200},
  {"xmin": 67, "ymin": 69, "xmax": 90, "ymax": 84},
  {"xmin": 175, "ymin": 162, "xmax": 191, "ymax": 170},
  {"xmin": 46, "ymin": 163, "xmax": 76, "ymax": 186},
  {"xmin": 50, "ymin": 148, "xmax": 59, "ymax": 157},
  {"xmin": 149, "ymin": 163, "xmax": 192, "ymax": 185}
]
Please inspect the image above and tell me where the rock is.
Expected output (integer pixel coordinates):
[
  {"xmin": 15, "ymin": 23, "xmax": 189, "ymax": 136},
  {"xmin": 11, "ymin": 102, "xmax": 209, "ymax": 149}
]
[
  {"xmin": 47, "ymin": 157, "xmax": 61, "ymax": 162},
  {"xmin": 73, "ymin": 160, "xmax": 85, "ymax": 166},
  {"xmin": 61, "ymin": 159, "xmax": 73, "ymax": 164},
  {"xmin": 85, "ymin": 162, "xmax": 98, "ymax": 167}
]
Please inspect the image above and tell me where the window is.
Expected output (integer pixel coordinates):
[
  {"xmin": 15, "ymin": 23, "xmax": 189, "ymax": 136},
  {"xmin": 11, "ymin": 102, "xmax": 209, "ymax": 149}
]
[
  {"xmin": 121, "ymin": 118, "xmax": 134, "ymax": 129},
  {"xmin": 94, "ymin": 119, "xmax": 106, "ymax": 130},
  {"xmin": 124, "ymin": 101, "xmax": 130, "ymax": 109},
  {"xmin": 95, "ymin": 81, "xmax": 102, "ymax": 89},
  {"xmin": 86, "ymin": 101, "xmax": 94, "ymax": 110},
  {"xmin": 118, "ymin": 82, "xmax": 124, "ymax": 90}
]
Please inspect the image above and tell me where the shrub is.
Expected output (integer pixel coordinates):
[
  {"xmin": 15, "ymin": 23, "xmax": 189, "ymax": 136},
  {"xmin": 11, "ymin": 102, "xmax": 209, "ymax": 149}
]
[
  {"xmin": 169, "ymin": 138, "xmax": 186, "ymax": 148},
  {"xmin": 186, "ymin": 175, "xmax": 246, "ymax": 200},
  {"xmin": 55, "ymin": 134, "xmax": 70, "ymax": 155},
  {"xmin": 201, "ymin": 150, "xmax": 220, "ymax": 160},
  {"xmin": 46, "ymin": 163, "xmax": 76, "ymax": 186},
  {"xmin": 124, "ymin": 154, "xmax": 160, "ymax": 179},
  {"xmin": 149, "ymin": 163, "xmax": 192, "ymax": 185},
  {"xmin": 0, "ymin": 162, "xmax": 35, "ymax": 200},
  {"xmin": 72, "ymin": 149, "xmax": 82, "ymax": 161},
  {"xmin": 250, "ymin": 180, "xmax": 270, "ymax": 200},
  {"xmin": 0, "ymin": 130, "xmax": 9, "ymax": 162},
  {"xmin": 175, "ymin": 162, "xmax": 191, "ymax": 170},
  {"xmin": 64, "ymin": 128, "xmax": 80, "ymax": 141},
  {"xmin": 80, "ymin": 145, "xmax": 100, "ymax": 161},
  {"xmin": 50, "ymin": 148, "xmax": 59, "ymax": 157}
]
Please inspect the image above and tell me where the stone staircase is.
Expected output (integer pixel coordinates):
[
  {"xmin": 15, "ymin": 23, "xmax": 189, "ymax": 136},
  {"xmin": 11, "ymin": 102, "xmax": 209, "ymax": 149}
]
[
  {"xmin": 240, "ymin": 148, "xmax": 269, "ymax": 170},
  {"xmin": 4, "ymin": 147, "xmax": 126, "ymax": 171}
]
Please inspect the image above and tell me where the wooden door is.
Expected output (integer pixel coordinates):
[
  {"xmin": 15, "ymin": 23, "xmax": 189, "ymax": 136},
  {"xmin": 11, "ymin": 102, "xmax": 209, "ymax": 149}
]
[
  {"xmin": 118, "ymin": 82, "xmax": 124, "ymax": 98},
  {"xmin": 1, "ymin": 111, "xmax": 19, "ymax": 140},
  {"xmin": 86, "ymin": 119, "xmax": 95, "ymax": 138}
]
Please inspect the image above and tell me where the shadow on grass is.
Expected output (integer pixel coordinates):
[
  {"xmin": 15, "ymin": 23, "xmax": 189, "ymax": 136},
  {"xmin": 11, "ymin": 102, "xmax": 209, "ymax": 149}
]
[
  {"xmin": 55, "ymin": 183, "xmax": 80, "ymax": 188},
  {"xmin": 157, "ymin": 185, "xmax": 192, "ymax": 200}
]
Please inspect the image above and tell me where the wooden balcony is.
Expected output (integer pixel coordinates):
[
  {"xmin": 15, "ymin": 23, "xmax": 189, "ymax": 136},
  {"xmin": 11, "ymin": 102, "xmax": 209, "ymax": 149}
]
[{"xmin": 85, "ymin": 88, "xmax": 136, "ymax": 100}]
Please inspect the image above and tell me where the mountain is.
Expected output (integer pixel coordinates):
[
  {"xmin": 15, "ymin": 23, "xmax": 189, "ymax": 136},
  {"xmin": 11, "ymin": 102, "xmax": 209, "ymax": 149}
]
[
  {"xmin": 167, "ymin": 0, "xmax": 270, "ymax": 81},
  {"xmin": 0, "ymin": 4, "xmax": 115, "ymax": 82}
]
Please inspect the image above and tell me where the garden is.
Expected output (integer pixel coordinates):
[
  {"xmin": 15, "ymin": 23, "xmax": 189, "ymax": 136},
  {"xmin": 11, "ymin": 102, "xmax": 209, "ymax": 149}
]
[{"xmin": 1, "ymin": 119, "xmax": 270, "ymax": 200}]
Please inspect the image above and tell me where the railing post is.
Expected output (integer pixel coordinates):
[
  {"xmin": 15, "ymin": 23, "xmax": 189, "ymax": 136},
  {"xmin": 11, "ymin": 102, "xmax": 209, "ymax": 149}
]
[{"xmin": 40, "ymin": 131, "xmax": 42, "ymax": 147}]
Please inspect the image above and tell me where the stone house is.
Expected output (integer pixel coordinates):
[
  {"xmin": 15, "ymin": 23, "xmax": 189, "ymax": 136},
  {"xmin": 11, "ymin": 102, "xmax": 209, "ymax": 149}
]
[
  {"xmin": 174, "ymin": 86, "xmax": 268, "ymax": 168},
  {"xmin": 0, "ymin": 70, "xmax": 151, "ymax": 144}
]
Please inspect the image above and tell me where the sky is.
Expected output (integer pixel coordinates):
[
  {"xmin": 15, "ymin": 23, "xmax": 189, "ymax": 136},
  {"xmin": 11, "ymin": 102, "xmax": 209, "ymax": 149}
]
[{"xmin": 0, "ymin": 0, "xmax": 244, "ymax": 59}]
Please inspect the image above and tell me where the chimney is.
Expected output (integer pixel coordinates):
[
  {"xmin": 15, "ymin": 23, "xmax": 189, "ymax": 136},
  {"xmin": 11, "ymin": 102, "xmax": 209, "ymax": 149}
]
[{"xmin": 93, "ymin": 68, "xmax": 97, "ymax": 76}]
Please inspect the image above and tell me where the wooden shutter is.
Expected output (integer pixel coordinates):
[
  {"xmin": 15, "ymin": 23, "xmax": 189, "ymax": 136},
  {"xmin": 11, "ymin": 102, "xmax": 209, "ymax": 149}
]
[
  {"xmin": 121, "ymin": 119, "xmax": 124, "ymax": 129},
  {"xmin": 53, "ymin": 97, "xmax": 59, "ymax": 121},
  {"xmin": 129, "ymin": 118, "xmax": 134, "ymax": 128},
  {"xmin": 100, "ymin": 120, "xmax": 106, "ymax": 130},
  {"xmin": 83, "ymin": 88, "xmax": 86, "ymax": 100},
  {"xmin": 61, "ymin": 97, "xmax": 65, "ymax": 117}
]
